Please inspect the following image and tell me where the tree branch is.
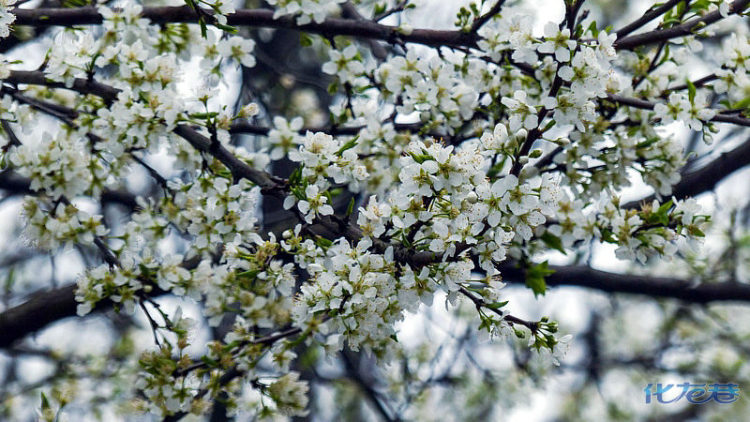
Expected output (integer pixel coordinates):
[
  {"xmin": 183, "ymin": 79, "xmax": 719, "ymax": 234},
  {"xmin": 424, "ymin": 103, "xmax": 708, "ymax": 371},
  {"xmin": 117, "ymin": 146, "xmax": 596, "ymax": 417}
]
[
  {"xmin": 4, "ymin": 70, "xmax": 283, "ymax": 193},
  {"xmin": 614, "ymin": 0, "xmax": 750, "ymax": 50},
  {"xmin": 11, "ymin": 6, "xmax": 477, "ymax": 49},
  {"xmin": 614, "ymin": 0, "xmax": 685, "ymax": 39},
  {"xmin": 623, "ymin": 137, "xmax": 750, "ymax": 208},
  {"xmin": 341, "ymin": 351, "xmax": 399, "ymax": 422},
  {"xmin": 0, "ymin": 170, "xmax": 137, "ymax": 209},
  {"xmin": 469, "ymin": 0, "xmax": 506, "ymax": 34},
  {"xmin": 4, "ymin": 263, "xmax": 750, "ymax": 348},
  {"xmin": 497, "ymin": 263, "xmax": 750, "ymax": 303},
  {"xmin": 606, "ymin": 93, "xmax": 750, "ymax": 127},
  {"xmin": 229, "ymin": 121, "xmax": 430, "ymax": 137}
]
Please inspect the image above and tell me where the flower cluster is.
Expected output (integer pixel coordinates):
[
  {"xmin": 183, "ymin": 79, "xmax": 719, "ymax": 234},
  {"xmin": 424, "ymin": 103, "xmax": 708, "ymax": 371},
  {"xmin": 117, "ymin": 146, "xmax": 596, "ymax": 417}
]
[
  {"xmin": 201, "ymin": 233, "xmax": 296, "ymax": 328},
  {"xmin": 374, "ymin": 50, "xmax": 481, "ymax": 131},
  {"xmin": 280, "ymin": 225, "xmax": 458, "ymax": 361},
  {"xmin": 267, "ymin": 0, "xmax": 346, "ymax": 24},
  {"xmin": 654, "ymin": 91, "xmax": 716, "ymax": 132},
  {"xmin": 22, "ymin": 200, "xmax": 108, "ymax": 252},
  {"xmin": 358, "ymin": 136, "xmax": 560, "ymax": 275},
  {"xmin": 266, "ymin": 116, "xmax": 304, "ymax": 160},
  {"xmin": 282, "ymin": 131, "xmax": 369, "ymax": 221},
  {"xmin": 546, "ymin": 195, "xmax": 709, "ymax": 264},
  {"xmin": 550, "ymin": 125, "xmax": 686, "ymax": 198},
  {"xmin": 167, "ymin": 177, "xmax": 261, "ymax": 253},
  {"xmin": 266, "ymin": 372, "xmax": 310, "ymax": 417},
  {"xmin": 9, "ymin": 132, "xmax": 105, "ymax": 199},
  {"xmin": 477, "ymin": 14, "xmax": 537, "ymax": 64},
  {"xmin": 0, "ymin": 0, "xmax": 16, "ymax": 38},
  {"xmin": 322, "ymin": 44, "xmax": 366, "ymax": 82}
]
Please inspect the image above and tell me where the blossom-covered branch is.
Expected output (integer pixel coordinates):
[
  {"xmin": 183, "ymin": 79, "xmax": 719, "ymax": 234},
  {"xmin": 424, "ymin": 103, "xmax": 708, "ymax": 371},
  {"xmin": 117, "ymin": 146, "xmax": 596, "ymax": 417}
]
[
  {"xmin": 0, "ymin": 0, "xmax": 748, "ymax": 419},
  {"xmin": 614, "ymin": 0, "xmax": 750, "ymax": 50},
  {"xmin": 11, "ymin": 6, "xmax": 476, "ymax": 48},
  {"xmin": 6, "ymin": 261, "xmax": 750, "ymax": 349},
  {"xmin": 9, "ymin": 1, "xmax": 748, "ymax": 52}
]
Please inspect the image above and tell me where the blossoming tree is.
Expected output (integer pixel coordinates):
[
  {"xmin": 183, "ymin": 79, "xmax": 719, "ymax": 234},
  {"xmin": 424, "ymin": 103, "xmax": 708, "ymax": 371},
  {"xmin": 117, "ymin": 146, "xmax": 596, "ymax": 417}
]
[{"xmin": 0, "ymin": 0, "xmax": 749, "ymax": 420}]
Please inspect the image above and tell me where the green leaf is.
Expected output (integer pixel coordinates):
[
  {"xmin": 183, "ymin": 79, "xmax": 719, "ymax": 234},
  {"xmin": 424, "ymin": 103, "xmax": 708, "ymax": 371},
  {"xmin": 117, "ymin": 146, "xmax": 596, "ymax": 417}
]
[
  {"xmin": 540, "ymin": 232, "xmax": 567, "ymax": 255},
  {"xmin": 346, "ymin": 197, "xmax": 355, "ymax": 217},
  {"xmin": 731, "ymin": 96, "xmax": 750, "ymax": 111},
  {"xmin": 289, "ymin": 164, "xmax": 304, "ymax": 186},
  {"xmin": 198, "ymin": 18, "xmax": 208, "ymax": 38},
  {"xmin": 686, "ymin": 79, "xmax": 697, "ymax": 104},
  {"xmin": 214, "ymin": 23, "xmax": 238, "ymax": 34},
  {"xmin": 526, "ymin": 261, "xmax": 554, "ymax": 297},
  {"xmin": 525, "ymin": 275, "xmax": 546, "ymax": 297},
  {"xmin": 300, "ymin": 33, "xmax": 313, "ymax": 47},
  {"xmin": 4, "ymin": 267, "xmax": 15, "ymax": 293},
  {"xmin": 657, "ymin": 199, "xmax": 673, "ymax": 215},
  {"xmin": 636, "ymin": 137, "xmax": 659, "ymax": 149},
  {"xmin": 478, "ymin": 316, "xmax": 491, "ymax": 332},
  {"xmin": 690, "ymin": 226, "xmax": 706, "ymax": 237},
  {"xmin": 63, "ymin": 0, "xmax": 90, "ymax": 7},
  {"xmin": 190, "ymin": 111, "xmax": 219, "ymax": 119},
  {"xmin": 237, "ymin": 269, "xmax": 260, "ymax": 279},
  {"xmin": 487, "ymin": 156, "xmax": 508, "ymax": 179},
  {"xmin": 200, "ymin": 355, "xmax": 218, "ymax": 367},
  {"xmin": 485, "ymin": 300, "xmax": 509, "ymax": 310},
  {"xmin": 329, "ymin": 187, "xmax": 343, "ymax": 197},
  {"xmin": 336, "ymin": 135, "xmax": 359, "ymax": 156},
  {"xmin": 650, "ymin": 199, "xmax": 673, "ymax": 226},
  {"xmin": 315, "ymin": 237, "xmax": 333, "ymax": 249},
  {"xmin": 408, "ymin": 152, "xmax": 432, "ymax": 164},
  {"xmin": 586, "ymin": 20, "xmax": 599, "ymax": 37},
  {"xmin": 657, "ymin": 44, "xmax": 671, "ymax": 66},
  {"xmin": 40, "ymin": 392, "xmax": 51, "ymax": 418}
]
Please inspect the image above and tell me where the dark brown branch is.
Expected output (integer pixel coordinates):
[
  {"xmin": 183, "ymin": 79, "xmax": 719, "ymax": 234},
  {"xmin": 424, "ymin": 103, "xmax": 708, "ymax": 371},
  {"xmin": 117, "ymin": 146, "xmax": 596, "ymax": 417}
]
[
  {"xmin": 9, "ymin": 2, "xmax": 748, "ymax": 55},
  {"xmin": 459, "ymin": 286, "xmax": 539, "ymax": 332},
  {"xmin": 614, "ymin": 0, "xmax": 685, "ymax": 39},
  {"xmin": 4, "ymin": 70, "xmax": 121, "ymax": 101},
  {"xmin": 5, "ymin": 263, "xmax": 750, "ymax": 348},
  {"xmin": 0, "ymin": 170, "xmax": 137, "ymax": 209},
  {"xmin": 498, "ymin": 263, "xmax": 750, "ymax": 303},
  {"xmin": 229, "ymin": 121, "xmax": 427, "ymax": 136},
  {"xmin": 606, "ymin": 94, "xmax": 750, "ymax": 127},
  {"xmin": 0, "ymin": 284, "xmax": 78, "ymax": 348},
  {"xmin": 11, "ymin": 6, "xmax": 477, "ymax": 49},
  {"xmin": 669, "ymin": 73, "xmax": 718, "ymax": 92},
  {"xmin": 341, "ymin": 351, "xmax": 399, "ymax": 422},
  {"xmin": 4, "ymin": 70, "xmax": 282, "ymax": 192},
  {"xmin": 623, "ymin": 137, "xmax": 750, "ymax": 208},
  {"xmin": 614, "ymin": 0, "xmax": 750, "ymax": 50},
  {"xmin": 470, "ymin": 0, "xmax": 506, "ymax": 34},
  {"xmin": 340, "ymin": 2, "xmax": 389, "ymax": 60}
]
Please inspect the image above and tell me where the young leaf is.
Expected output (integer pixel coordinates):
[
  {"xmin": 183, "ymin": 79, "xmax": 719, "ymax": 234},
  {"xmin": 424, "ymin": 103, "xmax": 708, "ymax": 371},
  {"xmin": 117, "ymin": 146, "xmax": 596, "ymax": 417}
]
[
  {"xmin": 346, "ymin": 197, "xmax": 355, "ymax": 217},
  {"xmin": 686, "ymin": 79, "xmax": 697, "ymax": 104},
  {"xmin": 540, "ymin": 231, "xmax": 567, "ymax": 255},
  {"xmin": 526, "ymin": 261, "xmax": 555, "ymax": 297},
  {"xmin": 336, "ymin": 135, "xmax": 359, "ymax": 156}
]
